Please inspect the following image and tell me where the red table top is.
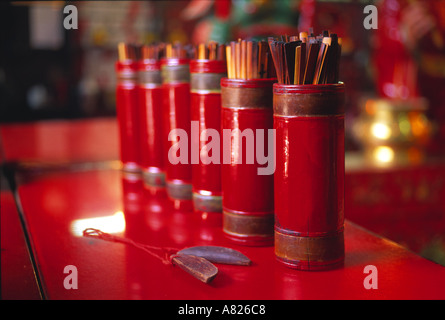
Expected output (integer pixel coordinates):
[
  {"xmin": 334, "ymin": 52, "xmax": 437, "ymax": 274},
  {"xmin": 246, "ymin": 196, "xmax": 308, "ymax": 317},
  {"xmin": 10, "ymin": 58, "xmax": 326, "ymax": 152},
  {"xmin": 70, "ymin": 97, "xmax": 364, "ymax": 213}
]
[
  {"xmin": 1, "ymin": 190, "xmax": 41, "ymax": 300},
  {"xmin": 2, "ymin": 118, "xmax": 445, "ymax": 300},
  {"xmin": 0, "ymin": 118, "xmax": 118, "ymax": 164},
  {"xmin": 15, "ymin": 168, "xmax": 445, "ymax": 300}
]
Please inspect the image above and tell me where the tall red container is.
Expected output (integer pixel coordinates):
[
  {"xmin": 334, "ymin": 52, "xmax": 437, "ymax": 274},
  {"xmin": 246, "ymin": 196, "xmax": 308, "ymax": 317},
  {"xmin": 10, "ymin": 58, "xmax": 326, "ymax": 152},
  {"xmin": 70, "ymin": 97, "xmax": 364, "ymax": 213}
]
[
  {"xmin": 161, "ymin": 58, "xmax": 193, "ymax": 204},
  {"xmin": 221, "ymin": 78, "xmax": 276, "ymax": 246},
  {"xmin": 137, "ymin": 58, "xmax": 165, "ymax": 191},
  {"xmin": 190, "ymin": 59, "xmax": 227, "ymax": 215},
  {"xmin": 116, "ymin": 60, "xmax": 140, "ymax": 172},
  {"xmin": 273, "ymin": 83, "xmax": 345, "ymax": 270}
]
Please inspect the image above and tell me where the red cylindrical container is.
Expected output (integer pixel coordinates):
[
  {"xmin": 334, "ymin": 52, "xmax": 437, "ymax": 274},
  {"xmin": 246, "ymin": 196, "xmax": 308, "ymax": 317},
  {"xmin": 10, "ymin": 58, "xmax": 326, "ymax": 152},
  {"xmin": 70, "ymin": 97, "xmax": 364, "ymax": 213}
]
[
  {"xmin": 190, "ymin": 60, "xmax": 227, "ymax": 215},
  {"xmin": 137, "ymin": 59, "xmax": 165, "ymax": 191},
  {"xmin": 161, "ymin": 58, "xmax": 193, "ymax": 203},
  {"xmin": 221, "ymin": 78, "xmax": 276, "ymax": 246},
  {"xmin": 273, "ymin": 83, "xmax": 345, "ymax": 270},
  {"xmin": 116, "ymin": 60, "xmax": 141, "ymax": 172}
]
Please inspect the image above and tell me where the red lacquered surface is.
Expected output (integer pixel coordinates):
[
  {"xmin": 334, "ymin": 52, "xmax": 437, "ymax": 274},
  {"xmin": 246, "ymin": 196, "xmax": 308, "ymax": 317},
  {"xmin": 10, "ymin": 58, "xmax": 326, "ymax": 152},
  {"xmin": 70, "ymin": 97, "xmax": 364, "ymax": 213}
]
[
  {"xmin": 163, "ymin": 83, "xmax": 192, "ymax": 183},
  {"xmin": 221, "ymin": 108, "xmax": 274, "ymax": 214},
  {"xmin": 220, "ymin": 78, "xmax": 275, "ymax": 245},
  {"xmin": 274, "ymin": 116, "xmax": 345, "ymax": 234},
  {"xmin": 191, "ymin": 93, "xmax": 223, "ymax": 200},
  {"xmin": 0, "ymin": 118, "xmax": 118, "ymax": 163},
  {"xmin": 344, "ymin": 154, "xmax": 445, "ymax": 262},
  {"xmin": 139, "ymin": 86, "xmax": 164, "ymax": 170},
  {"xmin": 137, "ymin": 61, "xmax": 165, "ymax": 178},
  {"xmin": 162, "ymin": 58, "xmax": 192, "ymax": 204},
  {"xmin": 190, "ymin": 59, "xmax": 226, "ymax": 212},
  {"xmin": 1, "ymin": 190, "xmax": 41, "ymax": 299},
  {"xmin": 273, "ymin": 83, "xmax": 345, "ymax": 270},
  {"xmin": 14, "ymin": 168, "xmax": 445, "ymax": 299},
  {"xmin": 190, "ymin": 59, "xmax": 227, "ymax": 74},
  {"xmin": 116, "ymin": 61, "xmax": 141, "ymax": 171}
]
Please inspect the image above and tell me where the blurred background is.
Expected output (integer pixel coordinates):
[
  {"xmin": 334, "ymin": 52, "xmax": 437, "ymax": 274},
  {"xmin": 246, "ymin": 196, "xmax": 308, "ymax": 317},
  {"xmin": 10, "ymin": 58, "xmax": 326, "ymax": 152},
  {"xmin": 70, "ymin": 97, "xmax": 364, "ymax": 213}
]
[
  {"xmin": 1, "ymin": 0, "xmax": 371, "ymax": 124},
  {"xmin": 2, "ymin": 0, "xmax": 445, "ymax": 153},
  {"xmin": 1, "ymin": 0, "xmax": 445, "ymax": 265}
]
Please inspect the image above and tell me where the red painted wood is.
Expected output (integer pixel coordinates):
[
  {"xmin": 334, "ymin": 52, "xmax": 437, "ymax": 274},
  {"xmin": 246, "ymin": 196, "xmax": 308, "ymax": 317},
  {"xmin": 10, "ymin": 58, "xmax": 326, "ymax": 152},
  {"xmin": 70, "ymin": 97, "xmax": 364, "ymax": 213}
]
[
  {"xmin": 221, "ymin": 78, "xmax": 278, "ymax": 89},
  {"xmin": 116, "ymin": 61, "xmax": 141, "ymax": 171},
  {"xmin": 161, "ymin": 58, "xmax": 192, "ymax": 202},
  {"xmin": 163, "ymin": 82, "xmax": 193, "ymax": 185},
  {"xmin": 191, "ymin": 93, "xmax": 223, "ymax": 202},
  {"xmin": 273, "ymin": 83, "xmax": 345, "ymax": 270},
  {"xmin": 221, "ymin": 108, "xmax": 274, "ymax": 215},
  {"xmin": 1, "ymin": 191, "xmax": 41, "ymax": 300},
  {"xmin": 137, "ymin": 63, "xmax": 165, "ymax": 174},
  {"xmin": 190, "ymin": 59, "xmax": 227, "ymax": 74},
  {"xmin": 274, "ymin": 115, "xmax": 345, "ymax": 234},
  {"xmin": 221, "ymin": 78, "xmax": 275, "ymax": 245},
  {"xmin": 2, "ymin": 119, "xmax": 445, "ymax": 299},
  {"xmin": 190, "ymin": 59, "xmax": 226, "ymax": 212},
  {"xmin": 15, "ymin": 168, "xmax": 445, "ymax": 300},
  {"xmin": 345, "ymin": 157, "xmax": 445, "ymax": 258},
  {"xmin": 0, "ymin": 118, "xmax": 118, "ymax": 163}
]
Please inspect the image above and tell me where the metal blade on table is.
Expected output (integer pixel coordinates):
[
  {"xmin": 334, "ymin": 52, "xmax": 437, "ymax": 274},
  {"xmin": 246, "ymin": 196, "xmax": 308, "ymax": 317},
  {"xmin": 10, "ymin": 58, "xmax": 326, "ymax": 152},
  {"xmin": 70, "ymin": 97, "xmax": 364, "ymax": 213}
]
[
  {"xmin": 171, "ymin": 254, "xmax": 218, "ymax": 284},
  {"xmin": 177, "ymin": 246, "xmax": 252, "ymax": 266}
]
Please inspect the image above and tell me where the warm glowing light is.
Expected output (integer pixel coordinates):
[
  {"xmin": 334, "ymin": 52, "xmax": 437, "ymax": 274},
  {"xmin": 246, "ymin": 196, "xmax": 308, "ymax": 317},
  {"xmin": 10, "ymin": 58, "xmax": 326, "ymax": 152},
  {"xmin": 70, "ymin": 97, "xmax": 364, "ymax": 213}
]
[
  {"xmin": 371, "ymin": 123, "xmax": 392, "ymax": 140},
  {"xmin": 398, "ymin": 115, "xmax": 411, "ymax": 136},
  {"xmin": 365, "ymin": 100, "xmax": 375, "ymax": 115},
  {"xmin": 373, "ymin": 146, "xmax": 394, "ymax": 163},
  {"xmin": 70, "ymin": 211, "xmax": 126, "ymax": 237},
  {"xmin": 411, "ymin": 113, "xmax": 428, "ymax": 137}
]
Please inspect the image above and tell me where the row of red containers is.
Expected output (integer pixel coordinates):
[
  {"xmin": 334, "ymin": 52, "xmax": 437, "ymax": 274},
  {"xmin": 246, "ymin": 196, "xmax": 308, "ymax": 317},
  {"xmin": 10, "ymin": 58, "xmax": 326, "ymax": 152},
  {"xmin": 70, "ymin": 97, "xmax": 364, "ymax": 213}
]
[{"xmin": 116, "ymin": 57, "xmax": 345, "ymax": 271}]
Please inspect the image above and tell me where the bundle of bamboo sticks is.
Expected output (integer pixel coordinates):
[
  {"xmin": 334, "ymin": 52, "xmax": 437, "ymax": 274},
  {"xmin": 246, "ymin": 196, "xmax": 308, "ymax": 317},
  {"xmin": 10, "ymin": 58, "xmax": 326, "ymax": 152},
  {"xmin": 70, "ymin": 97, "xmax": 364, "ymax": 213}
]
[
  {"xmin": 117, "ymin": 42, "xmax": 140, "ymax": 61},
  {"xmin": 194, "ymin": 41, "xmax": 227, "ymax": 61},
  {"xmin": 165, "ymin": 42, "xmax": 195, "ymax": 59},
  {"xmin": 140, "ymin": 43, "xmax": 165, "ymax": 60},
  {"xmin": 119, "ymin": 31, "xmax": 341, "ymax": 84},
  {"xmin": 225, "ymin": 39, "xmax": 275, "ymax": 79},
  {"xmin": 118, "ymin": 42, "xmax": 196, "ymax": 61},
  {"xmin": 268, "ymin": 30, "xmax": 342, "ymax": 85}
]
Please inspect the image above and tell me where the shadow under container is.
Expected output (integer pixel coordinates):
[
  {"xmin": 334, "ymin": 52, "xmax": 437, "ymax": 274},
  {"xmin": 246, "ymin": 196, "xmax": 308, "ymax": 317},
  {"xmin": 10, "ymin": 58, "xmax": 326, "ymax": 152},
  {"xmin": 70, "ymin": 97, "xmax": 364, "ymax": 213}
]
[
  {"xmin": 221, "ymin": 78, "xmax": 276, "ymax": 246},
  {"xmin": 137, "ymin": 58, "xmax": 166, "ymax": 191},
  {"xmin": 161, "ymin": 58, "xmax": 193, "ymax": 204},
  {"xmin": 190, "ymin": 59, "xmax": 227, "ymax": 216},
  {"xmin": 116, "ymin": 59, "xmax": 141, "ymax": 173},
  {"xmin": 273, "ymin": 83, "xmax": 345, "ymax": 270}
]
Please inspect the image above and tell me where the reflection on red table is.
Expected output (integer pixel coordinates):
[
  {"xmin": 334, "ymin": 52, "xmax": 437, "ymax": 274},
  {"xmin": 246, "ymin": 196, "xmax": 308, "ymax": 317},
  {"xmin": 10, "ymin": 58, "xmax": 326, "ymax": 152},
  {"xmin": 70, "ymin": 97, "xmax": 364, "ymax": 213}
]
[
  {"xmin": 1, "ymin": 191, "xmax": 41, "ymax": 300},
  {"xmin": 0, "ymin": 118, "xmax": 118, "ymax": 163},
  {"xmin": 15, "ymin": 169, "xmax": 445, "ymax": 300}
]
